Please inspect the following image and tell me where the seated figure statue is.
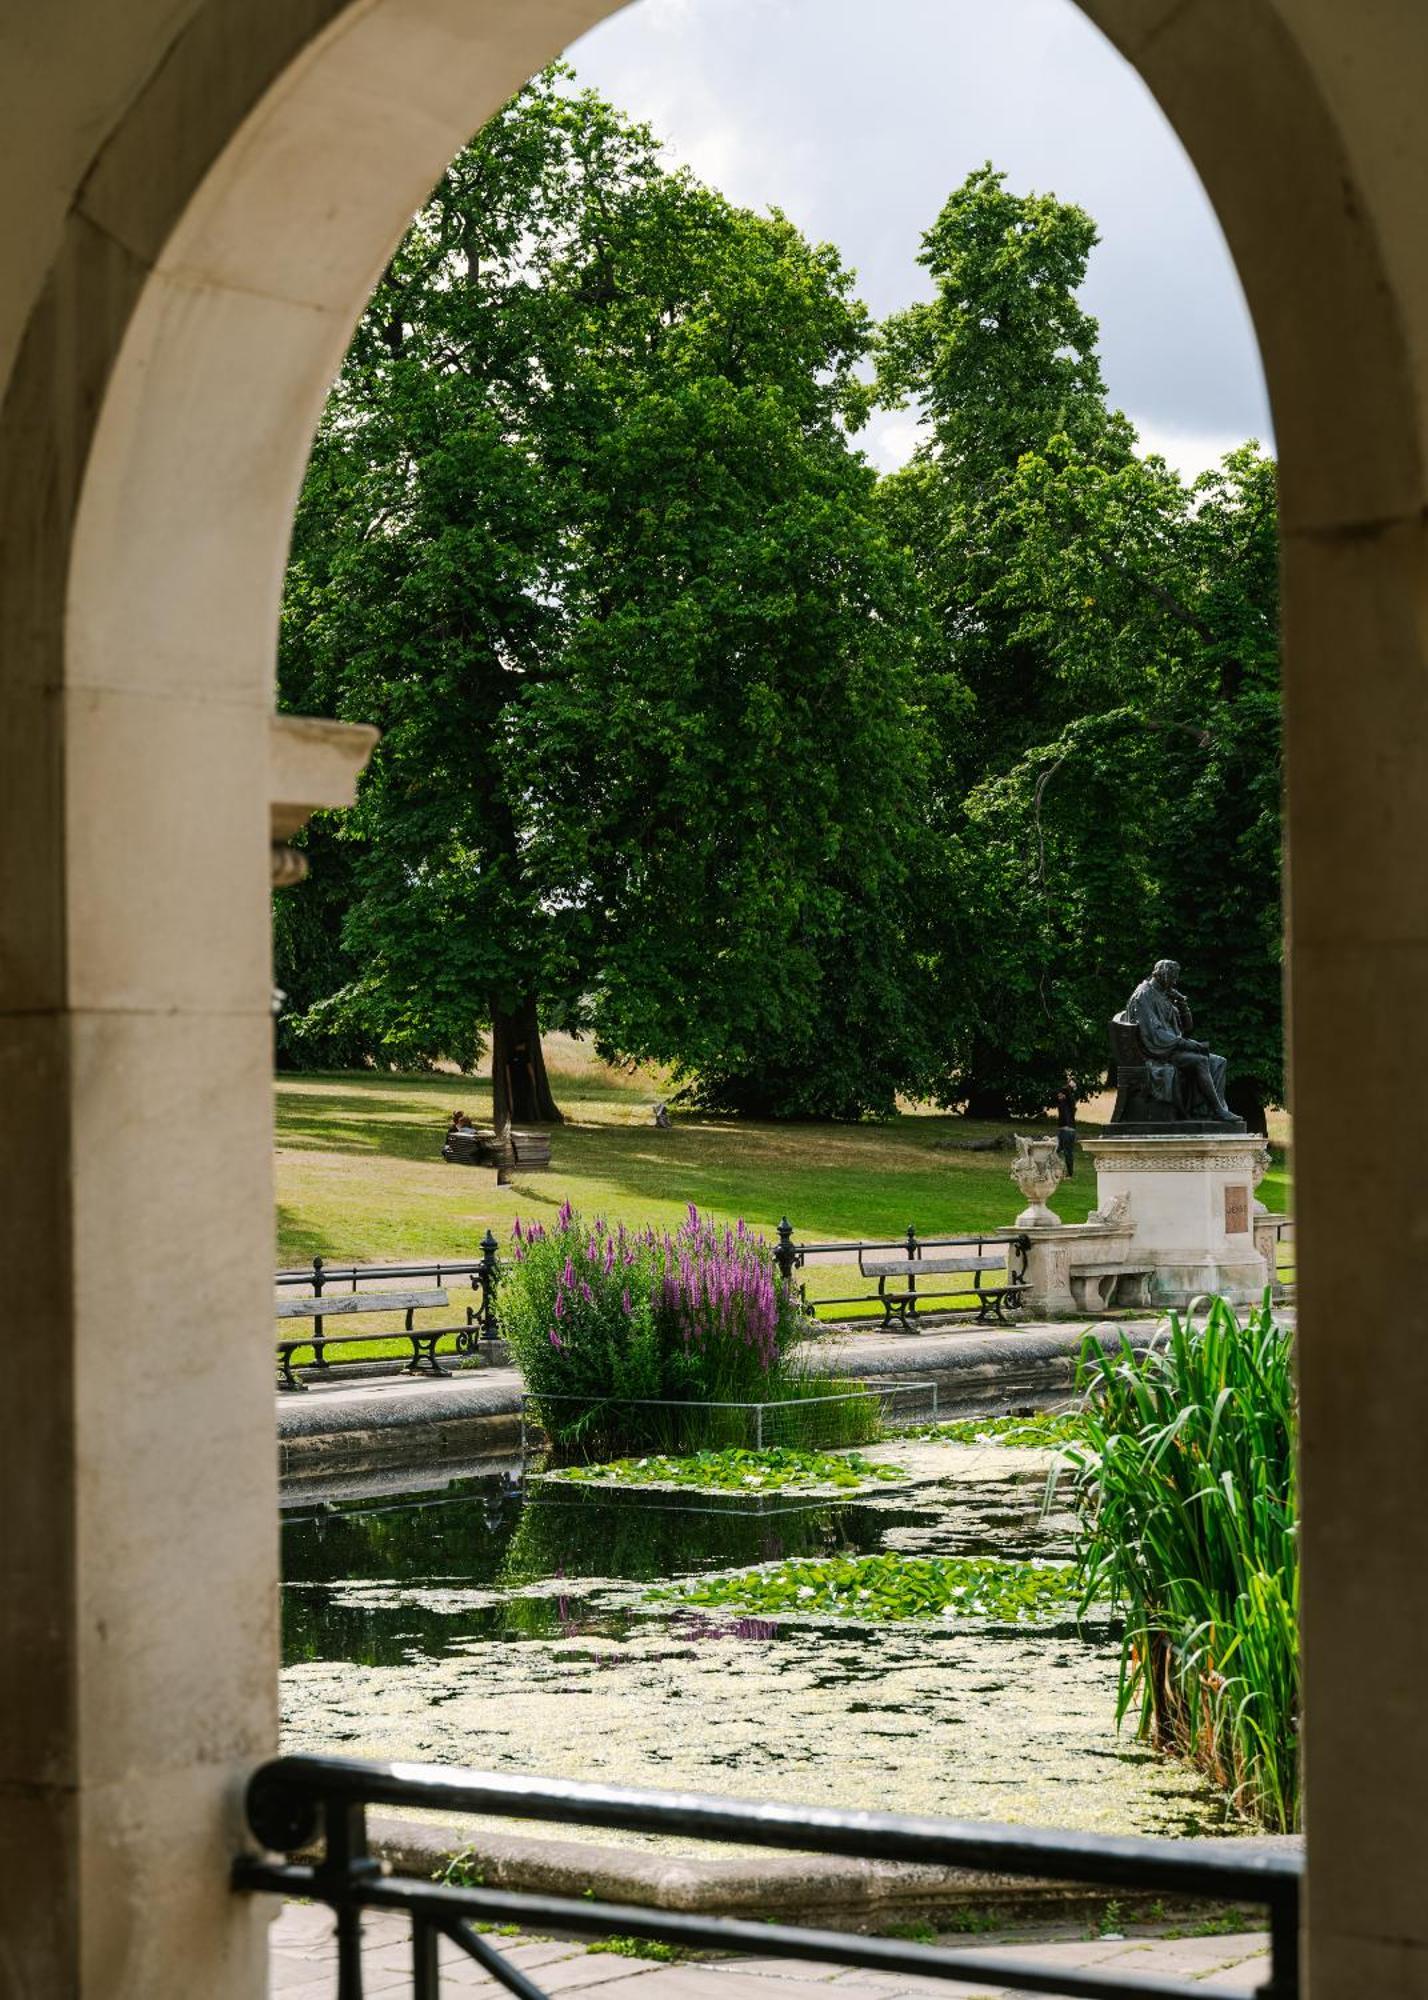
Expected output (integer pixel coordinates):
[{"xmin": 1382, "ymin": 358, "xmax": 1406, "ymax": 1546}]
[{"xmin": 1112, "ymin": 959, "xmax": 1240, "ymax": 1128}]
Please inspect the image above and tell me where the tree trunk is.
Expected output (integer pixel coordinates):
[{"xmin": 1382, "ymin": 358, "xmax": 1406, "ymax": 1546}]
[
  {"xmin": 964, "ymin": 1084, "xmax": 1012, "ymax": 1122},
  {"xmin": 490, "ymin": 994, "xmax": 565, "ymax": 1134}
]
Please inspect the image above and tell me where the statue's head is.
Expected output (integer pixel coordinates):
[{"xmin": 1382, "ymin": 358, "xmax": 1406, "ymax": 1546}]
[{"xmin": 1152, "ymin": 958, "xmax": 1180, "ymax": 989}]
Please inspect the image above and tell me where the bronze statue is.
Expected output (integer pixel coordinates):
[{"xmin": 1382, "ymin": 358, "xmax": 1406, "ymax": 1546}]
[{"xmin": 1110, "ymin": 959, "xmax": 1242, "ymax": 1129}]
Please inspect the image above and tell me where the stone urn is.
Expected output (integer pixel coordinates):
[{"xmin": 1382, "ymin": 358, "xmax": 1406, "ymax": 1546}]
[{"xmin": 1010, "ymin": 1134, "xmax": 1065, "ymax": 1228}]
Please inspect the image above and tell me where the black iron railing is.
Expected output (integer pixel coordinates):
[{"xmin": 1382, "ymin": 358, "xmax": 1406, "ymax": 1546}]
[
  {"xmin": 274, "ymin": 1239, "xmax": 503, "ymax": 1377},
  {"xmin": 271, "ymin": 1219, "xmax": 1039, "ymax": 1387},
  {"xmin": 234, "ymin": 1754, "xmax": 1300, "ymax": 2000},
  {"xmin": 774, "ymin": 1219, "xmax": 1032, "ymax": 1325}
]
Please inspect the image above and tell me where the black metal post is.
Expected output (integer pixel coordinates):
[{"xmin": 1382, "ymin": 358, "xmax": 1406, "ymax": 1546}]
[
  {"xmin": 1257, "ymin": 1894, "xmax": 1301, "ymax": 2000},
  {"xmin": 906, "ymin": 1223, "xmax": 918, "ymax": 1318},
  {"xmin": 317, "ymin": 1794, "xmax": 380, "ymax": 2000},
  {"xmin": 412, "ymin": 1914, "xmax": 441, "ymax": 1998},
  {"xmin": 311, "ymin": 1254, "xmax": 328, "ymax": 1371},
  {"xmin": 479, "ymin": 1229, "xmax": 500, "ymax": 1339},
  {"xmin": 774, "ymin": 1217, "xmax": 797, "ymax": 1291}
]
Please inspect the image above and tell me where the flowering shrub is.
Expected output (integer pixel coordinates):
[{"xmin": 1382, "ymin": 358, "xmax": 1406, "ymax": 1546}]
[{"xmin": 499, "ymin": 1202, "xmax": 807, "ymax": 1456}]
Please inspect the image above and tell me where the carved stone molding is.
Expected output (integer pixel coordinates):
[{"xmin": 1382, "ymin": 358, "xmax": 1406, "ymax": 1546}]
[{"xmin": 269, "ymin": 712, "xmax": 379, "ymax": 890}]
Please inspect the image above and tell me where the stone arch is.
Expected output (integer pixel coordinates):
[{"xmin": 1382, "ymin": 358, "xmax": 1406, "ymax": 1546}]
[{"xmin": 4, "ymin": 3, "xmax": 1428, "ymax": 1993}]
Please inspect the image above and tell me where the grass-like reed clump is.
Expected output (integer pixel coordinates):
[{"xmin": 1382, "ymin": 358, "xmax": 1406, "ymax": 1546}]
[{"xmin": 1062, "ymin": 1296, "xmax": 1299, "ymax": 1831}]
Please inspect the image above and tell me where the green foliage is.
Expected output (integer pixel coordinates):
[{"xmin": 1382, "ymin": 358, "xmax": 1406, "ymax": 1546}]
[
  {"xmin": 1062, "ymin": 1297, "xmax": 1299, "ymax": 1830},
  {"xmin": 586, "ymin": 1937, "xmax": 682, "ymax": 1962},
  {"xmin": 498, "ymin": 1203, "xmax": 807, "ymax": 1455},
  {"xmin": 548, "ymin": 1445, "xmax": 903, "ymax": 1493},
  {"xmin": 279, "ymin": 70, "xmax": 943, "ymax": 1114},
  {"xmin": 882, "ymin": 1920, "xmax": 938, "ymax": 1945},
  {"xmin": 877, "ymin": 168, "xmax": 1281, "ymax": 1114},
  {"xmin": 659, "ymin": 1551, "xmax": 1083, "ymax": 1623},
  {"xmin": 915, "ymin": 1412, "xmax": 1089, "ymax": 1448},
  {"xmin": 280, "ymin": 124, "xmax": 1283, "ymax": 1116}
]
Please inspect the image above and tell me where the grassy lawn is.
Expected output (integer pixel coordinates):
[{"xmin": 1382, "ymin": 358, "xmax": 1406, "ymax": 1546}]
[{"xmin": 275, "ymin": 1035, "xmax": 1292, "ymax": 1271}]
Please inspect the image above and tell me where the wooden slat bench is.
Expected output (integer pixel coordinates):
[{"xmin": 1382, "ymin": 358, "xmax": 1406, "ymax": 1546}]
[
  {"xmin": 442, "ymin": 1124, "xmax": 552, "ymax": 1185},
  {"xmin": 1067, "ymin": 1264, "xmax": 1155, "ymax": 1312},
  {"xmin": 856, "ymin": 1242, "xmax": 1025, "ymax": 1328},
  {"xmin": 275, "ymin": 1287, "xmax": 461, "ymax": 1392}
]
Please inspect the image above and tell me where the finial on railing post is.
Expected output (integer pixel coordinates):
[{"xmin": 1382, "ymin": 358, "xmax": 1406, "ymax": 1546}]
[
  {"xmin": 479, "ymin": 1228, "xmax": 501, "ymax": 1340},
  {"xmin": 775, "ymin": 1217, "xmax": 797, "ymax": 1291},
  {"xmin": 906, "ymin": 1222, "xmax": 918, "ymax": 1261}
]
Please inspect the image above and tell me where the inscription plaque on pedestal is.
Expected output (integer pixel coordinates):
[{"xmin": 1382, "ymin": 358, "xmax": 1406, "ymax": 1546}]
[{"xmin": 1224, "ymin": 1184, "xmax": 1250, "ymax": 1235}]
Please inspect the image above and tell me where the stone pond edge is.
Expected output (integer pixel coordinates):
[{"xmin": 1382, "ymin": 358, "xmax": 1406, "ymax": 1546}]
[{"xmin": 277, "ymin": 1319, "xmax": 1165, "ymax": 1486}]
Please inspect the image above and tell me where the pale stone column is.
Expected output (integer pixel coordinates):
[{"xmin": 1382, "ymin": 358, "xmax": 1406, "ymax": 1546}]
[
  {"xmin": 0, "ymin": 3, "xmax": 609, "ymax": 1990},
  {"xmin": 1281, "ymin": 520, "xmax": 1428, "ymax": 1997}
]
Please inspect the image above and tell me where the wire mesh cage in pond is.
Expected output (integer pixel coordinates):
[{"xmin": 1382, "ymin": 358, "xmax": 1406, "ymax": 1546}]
[{"xmin": 520, "ymin": 1379, "xmax": 936, "ymax": 1460}]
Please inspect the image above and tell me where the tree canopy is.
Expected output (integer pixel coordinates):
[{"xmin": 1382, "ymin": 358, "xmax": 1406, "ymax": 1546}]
[
  {"xmin": 277, "ymin": 107, "xmax": 1283, "ymax": 1126},
  {"xmin": 875, "ymin": 168, "xmax": 1281, "ymax": 1120},
  {"xmin": 277, "ymin": 70, "xmax": 945, "ymax": 1117}
]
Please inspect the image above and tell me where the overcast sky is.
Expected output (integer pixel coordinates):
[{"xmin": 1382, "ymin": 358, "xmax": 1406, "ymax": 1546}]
[{"xmin": 566, "ymin": 0, "xmax": 1272, "ymax": 482}]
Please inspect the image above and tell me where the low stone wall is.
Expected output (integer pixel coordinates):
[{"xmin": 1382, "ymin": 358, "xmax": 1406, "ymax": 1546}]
[
  {"xmin": 277, "ymin": 1320, "xmax": 1162, "ymax": 1490},
  {"xmin": 337, "ymin": 1812, "xmax": 1299, "ymax": 1927}
]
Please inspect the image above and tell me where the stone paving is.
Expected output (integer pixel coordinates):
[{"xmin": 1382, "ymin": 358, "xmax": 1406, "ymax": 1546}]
[{"xmin": 270, "ymin": 1902, "xmax": 1270, "ymax": 1997}]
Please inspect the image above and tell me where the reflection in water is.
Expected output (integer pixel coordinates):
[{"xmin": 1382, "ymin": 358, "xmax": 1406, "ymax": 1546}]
[{"xmin": 282, "ymin": 1474, "xmax": 908, "ymax": 1667}]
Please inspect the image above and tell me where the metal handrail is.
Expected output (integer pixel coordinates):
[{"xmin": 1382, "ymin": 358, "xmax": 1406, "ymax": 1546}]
[
  {"xmin": 234, "ymin": 1753, "xmax": 1299, "ymax": 2000},
  {"xmin": 276, "ymin": 1256, "xmax": 491, "ymax": 1289}
]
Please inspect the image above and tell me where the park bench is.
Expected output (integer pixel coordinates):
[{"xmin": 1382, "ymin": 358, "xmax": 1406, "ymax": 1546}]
[
  {"xmin": 855, "ymin": 1237, "xmax": 1026, "ymax": 1328},
  {"xmin": 275, "ymin": 1286, "xmax": 463, "ymax": 1391},
  {"xmin": 1067, "ymin": 1263, "xmax": 1155, "ymax": 1312},
  {"xmin": 442, "ymin": 1123, "xmax": 552, "ymax": 1186}
]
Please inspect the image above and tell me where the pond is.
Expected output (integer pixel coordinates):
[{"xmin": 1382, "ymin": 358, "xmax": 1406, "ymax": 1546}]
[{"xmin": 280, "ymin": 1440, "xmax": 1237, "ymax": 1851}]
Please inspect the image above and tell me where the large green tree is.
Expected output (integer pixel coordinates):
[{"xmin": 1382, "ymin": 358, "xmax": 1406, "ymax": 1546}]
[
  {"xmin": 278, "ymin": 71, "xmax": 940, "ymax": 1118},
  {"xmin": 876, "ymin": 169, "xmax": 1282, "ymax": 1121}
]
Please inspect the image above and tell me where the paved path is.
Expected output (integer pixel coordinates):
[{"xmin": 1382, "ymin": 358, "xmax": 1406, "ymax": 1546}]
[{"xmin": 270, "ymin": 1904, "xmax": 1270, "ymax": 1998}]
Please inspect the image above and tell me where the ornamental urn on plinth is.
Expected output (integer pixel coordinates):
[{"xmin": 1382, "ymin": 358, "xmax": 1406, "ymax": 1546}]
[{"xmin": 1011, "ymin": 1134, "xmax": 1065, "ymax": 1227}]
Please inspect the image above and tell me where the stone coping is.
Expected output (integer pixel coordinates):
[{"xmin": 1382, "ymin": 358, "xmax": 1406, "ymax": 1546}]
[
  {"xmin": 1082, "ymin": 1132, "xmax": 1263, "ymax": 1150},
  {"xmin": 276, "ymin": 1322, "xmax": 1162, "ymax": 1439},
  {"xmin": 275, "ymin": 1321, "xmax": 1164, "ymax": 1490},
  {"xmin": 332, "ymin": 1812, "xmax": 1300, "ymax": 1924}
]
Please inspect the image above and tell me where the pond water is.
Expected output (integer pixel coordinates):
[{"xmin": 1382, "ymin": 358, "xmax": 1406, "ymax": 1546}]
[{"xmin": 280, "ymin": 1441, "xmax": 1236, "ymax": 1851}]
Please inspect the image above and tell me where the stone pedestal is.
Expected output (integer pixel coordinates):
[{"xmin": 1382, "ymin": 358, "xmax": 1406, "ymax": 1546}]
[
  {"xmin": 1020, "ymin": 1221, "xmax": 1140, "ymax": 1317},
  {"xmin": 1081, "ymin": 1133, "xmax": 1271, "ymax": 1309}
]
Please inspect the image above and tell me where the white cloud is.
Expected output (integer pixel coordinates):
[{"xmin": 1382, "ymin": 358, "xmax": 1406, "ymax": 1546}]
[
  {"xmin": 563, "ymin": 0, "xmax": 1273, "ymax": 456},
  {"xmin": 1130, "ymin": 421, "xmax": 1266, "ymax": 484},
  {"xmin": 859, "ymin": 409, "xmax": 923, "ymax": 475}
]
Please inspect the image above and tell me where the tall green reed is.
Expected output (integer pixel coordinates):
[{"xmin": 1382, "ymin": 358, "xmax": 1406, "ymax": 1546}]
[{"xmin": 1062, "ymin": 1295, "xmax": 1299, "ymax": 1831}]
